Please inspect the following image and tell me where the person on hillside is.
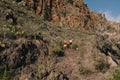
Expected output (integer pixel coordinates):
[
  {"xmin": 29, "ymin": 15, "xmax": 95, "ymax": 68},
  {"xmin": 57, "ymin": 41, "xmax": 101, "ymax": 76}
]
[
  {"xmin": 63, "ymin": 39, "xmax": 73, "ymax": 49},
  {"xmin": 69, "ymin": 39, "xmax": 73, "ymax": 48},
  {"xmin": 63, "ymin": 40, "xmax": 67, "ymax": 49}
]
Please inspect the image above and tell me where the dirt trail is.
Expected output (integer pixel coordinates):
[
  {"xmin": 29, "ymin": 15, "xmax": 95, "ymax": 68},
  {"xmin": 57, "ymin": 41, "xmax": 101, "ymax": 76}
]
[
  {"xmin": 53, "ymin": 35, "xmax": 108, "ymax": 80},
  {"xmin": 54, "ymin": 49, "xmax": 80, "ymax": 79}
]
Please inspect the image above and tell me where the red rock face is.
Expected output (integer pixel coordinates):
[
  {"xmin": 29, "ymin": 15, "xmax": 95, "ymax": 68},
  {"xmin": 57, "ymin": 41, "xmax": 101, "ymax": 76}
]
[{"xmin": 22, "ymin": 0, "xmax": 107, "ymax": 30}]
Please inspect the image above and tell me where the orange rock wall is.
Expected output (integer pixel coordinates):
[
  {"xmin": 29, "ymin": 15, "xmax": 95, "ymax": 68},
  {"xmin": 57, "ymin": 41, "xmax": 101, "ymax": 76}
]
[{"xmin": 22, "ymin": 0, "xmax": 107, "ymax": 30}]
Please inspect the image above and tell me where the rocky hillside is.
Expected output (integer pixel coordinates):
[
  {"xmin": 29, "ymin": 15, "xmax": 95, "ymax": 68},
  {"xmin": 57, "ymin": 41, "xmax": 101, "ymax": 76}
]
[
  {"xmin": 0, "ymin": 0, "xmax": 120, "ymax": 80},
  {"xmin": 23, "ymin": 0, "xmax": 107, "ymax": 29}
]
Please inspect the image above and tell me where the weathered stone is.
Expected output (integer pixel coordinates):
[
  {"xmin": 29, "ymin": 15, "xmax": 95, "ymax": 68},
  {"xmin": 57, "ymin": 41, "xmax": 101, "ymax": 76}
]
[{"xmin": 20, "ymin": 0, "xmax": 107, "ymax": 30}]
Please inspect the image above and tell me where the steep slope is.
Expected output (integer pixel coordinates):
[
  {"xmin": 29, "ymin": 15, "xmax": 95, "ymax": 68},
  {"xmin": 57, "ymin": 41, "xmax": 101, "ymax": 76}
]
[
  {"xmin": 0, "ymin": 0, "xmax": 120, "ymax": 80},
  {"xmin": 23, "ymin": 0, "xmax": 107, "ymax": 30}
]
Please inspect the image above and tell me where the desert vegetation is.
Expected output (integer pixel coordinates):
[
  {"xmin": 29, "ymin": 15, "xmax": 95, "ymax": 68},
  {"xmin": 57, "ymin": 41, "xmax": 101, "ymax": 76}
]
[{"xmin": 0, "ymin": 0, "xmax": 120, "ymax": 80}]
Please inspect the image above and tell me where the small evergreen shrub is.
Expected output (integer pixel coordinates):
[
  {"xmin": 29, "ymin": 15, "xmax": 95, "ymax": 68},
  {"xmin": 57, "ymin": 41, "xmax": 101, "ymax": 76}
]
[
  {"xmin": 94, "ymin": 58, "xmax": 110, "ymax": 73},
  {"xmin": 78, "ymin": 65, "xmax": 92, "ymax": 75}
]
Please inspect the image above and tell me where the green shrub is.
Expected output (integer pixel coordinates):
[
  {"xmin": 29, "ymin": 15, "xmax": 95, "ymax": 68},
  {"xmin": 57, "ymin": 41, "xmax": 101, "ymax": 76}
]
[
  {"xmin": 49, "ymin": 45, "xmax": 64, "ymax": 56},
  {"xmin": 0, "ymin": 42, "xmax": 5, "ymax": 48},
  {"xmin": 0, "ymin": 69, "xmax": 13, "ymax": 80},
  {"xmin": 49, "ymin": 39, "xmax": 64, "ymax": 56},
  {"xmin": 79, "ymin": 47, "xmax": 86, "ymax": 58},
  {"xmin": 68, "ymin": 0, "xmax": 73, "ymax": 4},
  {"xmin": 2, "ymin": 25, "xmax": 26, "ymax": 39},
  {"xmin": 72, "ymin": 44, "xmax": 78, "ymax": 50},
  {"xmin": 78, "ymin": 65, "xmax": 92, "ymax": 75},
  {"xmin": 38, "ymin": 61, "xmax": 52, "ymax": 76},
  {"xmin": 38, "ymin": 64, "xmax": 46, "ymax": 76},
  {"xmin": 108, "ymin": 70, "xmax": 120, "ymax": 80},
  {"xmin": 1, "ymin": 69, "xmax": 7, "ymax": 80},
  {"xmin": 0, "ymin": 42, "xmax": 6, "ymax": 51},
  {"xmin": 94, "ymin": 58, "xmax": 110, "ymax": 73}
]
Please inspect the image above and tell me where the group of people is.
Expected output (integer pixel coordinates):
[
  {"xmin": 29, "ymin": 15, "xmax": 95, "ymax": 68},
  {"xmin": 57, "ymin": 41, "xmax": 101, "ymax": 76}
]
[{"xmin": 63, "ymin": 39, "xmax": 73, "ymax": 49}]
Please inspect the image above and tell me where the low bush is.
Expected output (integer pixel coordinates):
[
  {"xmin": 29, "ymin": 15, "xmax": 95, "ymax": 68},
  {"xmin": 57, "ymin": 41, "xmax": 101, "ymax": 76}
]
[
  {"xmin": 0, "ymin": 69, "xmax": 14, "ymax": 80},
  {"xmin": 49, "ymin": 45, "xmax": 64, "ymax": 57},
  {"xmin": 78, "ymin": 65, "xmax": 92, "ymax": 75},
  {"xmin": 108, "ymin": 70, "xmax": 120, "ymax": 80},
  {"xmin": 68, "ymin": 0, "xmax": 73, "ymax": 4},
  {"xmin": 94, "ymin": 57, "xmax": 110, "ymax": 73},
  {"xmin": 48, "ymin": 39, "xmax": 64, "ymax": 57}
]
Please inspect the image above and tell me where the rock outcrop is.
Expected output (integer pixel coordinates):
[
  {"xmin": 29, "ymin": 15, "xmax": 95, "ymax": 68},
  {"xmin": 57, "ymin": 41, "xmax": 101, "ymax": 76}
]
[
  {"xmin": 0, "ymin": 38, "xmax": 48, "ymax": 71},
  {"xmin": 96, "ymin": 22, "xmax": 120, "ymax": 65},
  {"xmin": 17, "ymin": 0, "xmax": 107, "ymax": 30}
]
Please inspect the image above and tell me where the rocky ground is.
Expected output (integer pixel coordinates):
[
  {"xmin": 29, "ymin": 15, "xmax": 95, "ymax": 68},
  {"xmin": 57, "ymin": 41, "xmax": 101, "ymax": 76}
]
[{"xmin": 0, "ymin": 0, "xmax": 120, "ymax": 80}]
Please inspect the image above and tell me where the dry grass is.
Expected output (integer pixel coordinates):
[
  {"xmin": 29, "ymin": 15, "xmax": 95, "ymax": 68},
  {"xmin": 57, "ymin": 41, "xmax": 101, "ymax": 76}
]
[
  {"xmin": 94, "ymin": 54, "xmax": 110, "ymax": 73},
  {"xmin": 78, "ymin": 64, "xmax": 92, "ymax": 75}
]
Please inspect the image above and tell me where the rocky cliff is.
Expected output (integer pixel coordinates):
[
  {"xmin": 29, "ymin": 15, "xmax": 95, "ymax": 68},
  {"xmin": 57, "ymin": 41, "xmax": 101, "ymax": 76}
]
[{"xmin": 15, "ymin": 0, "xmax": 107, "ymax": 30}]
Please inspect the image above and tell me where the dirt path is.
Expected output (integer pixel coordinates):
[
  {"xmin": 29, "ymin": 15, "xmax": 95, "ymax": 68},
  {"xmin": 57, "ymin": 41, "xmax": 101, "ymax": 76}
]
[
  {"xmin": 53, "ymin": 35, "xmax": 108, "ymax": 80},
  {"xmin": 54, "ymin": 49, "xmax": 81, "ymax": 80}
]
